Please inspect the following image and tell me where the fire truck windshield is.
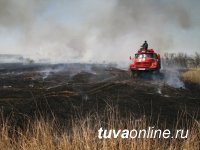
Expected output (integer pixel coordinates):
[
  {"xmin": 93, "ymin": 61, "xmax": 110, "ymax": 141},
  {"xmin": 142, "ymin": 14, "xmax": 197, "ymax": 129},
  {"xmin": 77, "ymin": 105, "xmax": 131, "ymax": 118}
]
[{"xmin": 135, "ymin": 53, "xmax": 155, "ymax": 59}]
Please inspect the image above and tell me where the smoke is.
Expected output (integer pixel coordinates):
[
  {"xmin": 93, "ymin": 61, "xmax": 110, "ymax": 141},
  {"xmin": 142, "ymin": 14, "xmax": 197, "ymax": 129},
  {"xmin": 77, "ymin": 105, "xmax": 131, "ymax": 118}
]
[
  {"xmin": 161, "ymin": 58, "xmax": 185, "ymax": 88},
  {"xmin": 0, "ymin": 0, "xmax": 48, "ymax": 28},
  {"xmin": 0, "ymin": 0, "xmax": 199, "ymax": 64},
  {"xmin": 164, "ymin": 68, "xmax": 185, "ymax": 89}
]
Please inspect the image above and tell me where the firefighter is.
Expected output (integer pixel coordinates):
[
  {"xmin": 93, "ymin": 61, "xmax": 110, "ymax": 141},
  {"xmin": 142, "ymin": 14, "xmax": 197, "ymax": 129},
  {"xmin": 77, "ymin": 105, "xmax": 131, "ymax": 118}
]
[{"xmin": 141, "ymin": 41, "xmax": 148, "ymax": 50}]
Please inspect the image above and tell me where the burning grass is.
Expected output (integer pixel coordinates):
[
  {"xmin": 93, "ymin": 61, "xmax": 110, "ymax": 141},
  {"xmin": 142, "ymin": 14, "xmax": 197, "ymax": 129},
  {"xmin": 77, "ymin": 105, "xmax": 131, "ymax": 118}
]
[
  {"xmin": 0, "ymin": 106, "xmax": 199, "ymax": 150},
  {"xmin": 182, "ymin": 68, "xmax": 200, "ymax": 84}
]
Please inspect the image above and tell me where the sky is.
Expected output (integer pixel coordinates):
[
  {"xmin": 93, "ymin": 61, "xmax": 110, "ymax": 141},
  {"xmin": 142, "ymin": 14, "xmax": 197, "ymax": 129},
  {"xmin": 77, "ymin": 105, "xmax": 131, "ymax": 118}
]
[{"xmin": 0, "ymin": 0, "xmax": 200, "ymax": 64}]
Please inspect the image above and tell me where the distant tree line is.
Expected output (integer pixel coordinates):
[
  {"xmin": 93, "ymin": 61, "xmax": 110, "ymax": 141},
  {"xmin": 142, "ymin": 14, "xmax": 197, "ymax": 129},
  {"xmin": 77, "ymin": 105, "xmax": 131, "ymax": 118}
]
[{"xmin": 162, "ymin": 52, "xmax": 200, "ymax": 68}]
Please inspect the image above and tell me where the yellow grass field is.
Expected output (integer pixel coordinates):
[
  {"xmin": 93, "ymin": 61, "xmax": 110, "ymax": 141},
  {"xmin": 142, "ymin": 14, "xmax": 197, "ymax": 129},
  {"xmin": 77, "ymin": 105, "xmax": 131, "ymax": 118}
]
[
  {"xmin": 182, "ymin": 68, "xmax": 200, "ymax": 84},
  {"xmin": 0, "ymin": 109, "xmax": 199, "ymax": 150}
]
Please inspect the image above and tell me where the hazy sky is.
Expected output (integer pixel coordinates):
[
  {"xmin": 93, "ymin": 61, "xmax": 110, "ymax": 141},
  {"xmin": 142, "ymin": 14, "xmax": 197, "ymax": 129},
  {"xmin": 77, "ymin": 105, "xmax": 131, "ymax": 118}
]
[{"xmin": 0, "ymin": 0, "xmax": 200, "ymax": 63}]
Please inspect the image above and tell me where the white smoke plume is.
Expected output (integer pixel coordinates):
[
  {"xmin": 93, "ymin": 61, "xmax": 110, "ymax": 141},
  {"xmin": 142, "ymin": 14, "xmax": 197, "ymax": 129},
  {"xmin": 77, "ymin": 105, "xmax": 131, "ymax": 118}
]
[{"xmin": 0, "ymin": 0, "xmax": 199, "ymax": 65}]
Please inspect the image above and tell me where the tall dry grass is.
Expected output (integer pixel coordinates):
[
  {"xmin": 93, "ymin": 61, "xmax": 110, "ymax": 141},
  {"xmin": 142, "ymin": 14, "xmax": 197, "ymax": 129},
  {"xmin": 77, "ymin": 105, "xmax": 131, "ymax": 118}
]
[
  {"xmin": 0, "ymin": 106, "xmax": 199, "ymax": 150},
  {"xmin": 182, "ymin": 68, "xmax": 200, "ymax": 84}
]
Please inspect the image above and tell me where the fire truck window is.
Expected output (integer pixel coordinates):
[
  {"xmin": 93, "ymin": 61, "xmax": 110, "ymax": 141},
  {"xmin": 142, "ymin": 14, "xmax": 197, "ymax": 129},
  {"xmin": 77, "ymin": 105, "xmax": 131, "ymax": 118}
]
[
  {"xmin": 135, "ymin": 54, "xmax": 143, "ymax": 58},
  {"xmin": 135, "ymin": 54, "xmax": 154, "ymax": 58},
  {"xmin": 138, "ymin": 54, "xmax": 143, "ymax": 58},
  {"xmin": 145, "ymin": 54, "xmax": 153, "ymax": 58}
]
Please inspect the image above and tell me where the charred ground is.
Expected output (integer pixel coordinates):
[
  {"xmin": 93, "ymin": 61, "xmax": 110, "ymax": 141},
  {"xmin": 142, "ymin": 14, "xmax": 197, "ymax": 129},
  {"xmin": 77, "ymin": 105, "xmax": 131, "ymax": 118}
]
[{"xmin": 0, "ymin": 63, "xmax": 199, "ymax": 128}]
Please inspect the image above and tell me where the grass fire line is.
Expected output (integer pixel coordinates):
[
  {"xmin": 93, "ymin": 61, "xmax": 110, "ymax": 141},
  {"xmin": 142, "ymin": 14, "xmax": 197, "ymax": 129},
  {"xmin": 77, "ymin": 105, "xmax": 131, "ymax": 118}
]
[{"xmin": 98, "ymin": 127, "xmax": 189, "ymax": 139}]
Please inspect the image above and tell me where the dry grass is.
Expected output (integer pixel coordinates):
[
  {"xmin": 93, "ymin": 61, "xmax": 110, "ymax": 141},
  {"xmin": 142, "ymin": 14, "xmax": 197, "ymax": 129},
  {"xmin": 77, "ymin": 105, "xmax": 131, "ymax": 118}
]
[
  {"xmin": 0, "ymin": 108, "xmax": 199, "ymax": 150},
  {"xmin": 182, "ymin": 68, "xmax": 200, "ymax": 84}
]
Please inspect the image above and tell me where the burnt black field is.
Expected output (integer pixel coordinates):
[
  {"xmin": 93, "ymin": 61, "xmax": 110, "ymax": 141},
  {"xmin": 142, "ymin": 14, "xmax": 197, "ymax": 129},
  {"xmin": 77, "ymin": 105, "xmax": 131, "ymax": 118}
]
[{"xmin": 0, "ymin": 63, "xmax": 199, "ymax": 128}]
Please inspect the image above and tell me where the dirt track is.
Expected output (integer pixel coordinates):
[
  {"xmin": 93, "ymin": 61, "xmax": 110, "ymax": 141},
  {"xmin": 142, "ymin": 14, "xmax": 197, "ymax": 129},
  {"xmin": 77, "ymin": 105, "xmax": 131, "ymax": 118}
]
[{"xmin": 0, "ymin": 63, "xmax": 199, "ymax": 126}]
